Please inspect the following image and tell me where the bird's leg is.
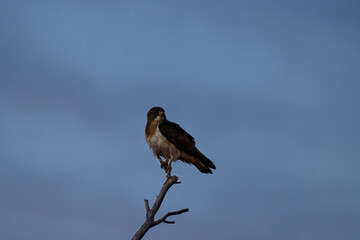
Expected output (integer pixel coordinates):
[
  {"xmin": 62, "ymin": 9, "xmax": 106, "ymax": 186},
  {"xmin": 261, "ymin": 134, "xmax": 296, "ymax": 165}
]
[
  {"xmin": 166, "ymin": 158, "xmax": 174, "ymax": 176},
  {"xmin": 162, "ymin": 158, "xmax": 169, "ymax": 170},
  {"xmin": 156, "ymin": 155, "xmax": 167, "ymax": 169}
]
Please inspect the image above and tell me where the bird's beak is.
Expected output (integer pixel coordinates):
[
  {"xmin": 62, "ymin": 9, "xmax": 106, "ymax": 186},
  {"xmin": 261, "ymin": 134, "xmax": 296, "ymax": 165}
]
[{"xmin": 159, "ymin": 111, "xmax": 166, "ymax": 120}]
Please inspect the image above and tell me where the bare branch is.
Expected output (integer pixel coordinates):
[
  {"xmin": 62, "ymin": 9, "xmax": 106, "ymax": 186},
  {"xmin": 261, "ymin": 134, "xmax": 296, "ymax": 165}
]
[
  {"xmin": 144, "ymin": 200, "xmax": 150, "ymax": 213},
  {"xmin": 150, "ymin": 176, "xmax": 178, "ymax": 214},
  {"xmin": 132, "ymin": 176, "xmax": 189, "ymax": 240},
  {"xmin": 153, "ymin": 208, "xmax": 189, "ymax": 226},
  {"xmin": 164, "ymin": 220, "xmax": 175, "ymax": 224}
]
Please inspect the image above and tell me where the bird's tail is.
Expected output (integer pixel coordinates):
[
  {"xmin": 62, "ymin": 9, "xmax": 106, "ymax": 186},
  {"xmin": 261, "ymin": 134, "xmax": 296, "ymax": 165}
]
[{"xmin": 193, "ymin": 154, "xmax": 216, "ymax": 174}]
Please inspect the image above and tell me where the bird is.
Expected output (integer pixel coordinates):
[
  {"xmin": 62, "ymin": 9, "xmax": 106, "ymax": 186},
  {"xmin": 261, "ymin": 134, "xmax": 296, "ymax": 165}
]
[{"xmin": 145, "ymin": 107, "xmax": 216, "ymax": 175}]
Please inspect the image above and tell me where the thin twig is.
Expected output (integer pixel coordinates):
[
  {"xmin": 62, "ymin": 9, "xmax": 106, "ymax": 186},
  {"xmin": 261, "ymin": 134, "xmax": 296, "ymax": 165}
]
[
  {"xmin": 144, "ymin": 200, "xmax": 150, "ymax": 213},
  {"xmin": 153, "ymin": 208, "xmax": 189, "ymax": 226}
]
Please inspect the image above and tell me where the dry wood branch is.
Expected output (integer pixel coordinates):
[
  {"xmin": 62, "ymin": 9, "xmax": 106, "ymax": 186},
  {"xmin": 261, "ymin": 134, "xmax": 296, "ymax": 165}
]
[
  {"xmin": 132, "ymin": 175, "xmax": 189, "ymax": 240},
  {"xmin": 144, "ymin": 200, "xmax": 150, "ymax": 213},
  {"xmin": 153, "ymin": 208, "xmax": 189, "ymax": 226}
]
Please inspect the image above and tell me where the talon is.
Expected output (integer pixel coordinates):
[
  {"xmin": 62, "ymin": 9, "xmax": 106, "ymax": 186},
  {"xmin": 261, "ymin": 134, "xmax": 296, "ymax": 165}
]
[{"xmin": 161, "ymin": 162, "xmax": 168, "ymax": 169}]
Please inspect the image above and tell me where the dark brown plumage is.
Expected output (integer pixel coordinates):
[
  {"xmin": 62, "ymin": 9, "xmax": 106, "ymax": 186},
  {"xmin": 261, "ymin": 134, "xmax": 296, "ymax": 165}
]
[{"xmin": 145, "ymin": 107, "xmax": 216, "ymax": 174}]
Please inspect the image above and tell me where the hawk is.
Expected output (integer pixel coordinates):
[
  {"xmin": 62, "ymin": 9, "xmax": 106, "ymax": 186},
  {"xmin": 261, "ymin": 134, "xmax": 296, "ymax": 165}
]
[{"xmin": 145, "ymin": 107, "xmax": 216, "ymax": 175}]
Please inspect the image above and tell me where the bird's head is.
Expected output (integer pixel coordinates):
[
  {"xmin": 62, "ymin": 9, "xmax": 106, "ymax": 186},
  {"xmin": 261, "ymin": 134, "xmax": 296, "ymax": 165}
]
[{"xmin": 147, "ymin": 107, "xmax": 166, "ymax": 121}]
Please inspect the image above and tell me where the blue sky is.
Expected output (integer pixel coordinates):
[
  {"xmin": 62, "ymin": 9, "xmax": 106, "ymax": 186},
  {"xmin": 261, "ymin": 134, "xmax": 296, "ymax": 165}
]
[{"xmin": 1, "ymin": 1, "xmax": 360, "ymax": 239}]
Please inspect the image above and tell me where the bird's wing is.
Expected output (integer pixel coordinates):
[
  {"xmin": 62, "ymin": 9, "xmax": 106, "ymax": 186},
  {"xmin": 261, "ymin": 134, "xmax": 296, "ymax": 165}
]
[
  {"xmin": 158, "ymin": 121, "xmax": 199, "ymax": 156},
  {"xmin": 159, "ymin": 120, "xmax": 216, "ymax": 172}
]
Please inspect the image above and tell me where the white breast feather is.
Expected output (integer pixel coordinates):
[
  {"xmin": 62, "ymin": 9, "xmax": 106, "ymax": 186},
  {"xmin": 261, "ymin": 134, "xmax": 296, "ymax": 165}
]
[{"xmin": 147, "ymin": 127, "xmax": 169, "ymax": 156}]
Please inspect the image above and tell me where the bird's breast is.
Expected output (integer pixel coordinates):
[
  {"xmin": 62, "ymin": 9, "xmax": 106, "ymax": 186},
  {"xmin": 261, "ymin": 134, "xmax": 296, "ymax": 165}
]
[{"xmin": 147, "ymin": 127, "xmax": 171, "ymax": 157}]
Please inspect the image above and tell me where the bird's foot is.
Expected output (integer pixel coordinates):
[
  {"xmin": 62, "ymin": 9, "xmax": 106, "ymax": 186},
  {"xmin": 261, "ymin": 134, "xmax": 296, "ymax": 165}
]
[
  {"xmin": 160, "ymin": 161, "xmax": 168, "ymax": 169},
  {"xmin": 166, "ymin": 167, "xmax": 172, "ymax": 179},
  {"xmin": 165, "ymin": 165, "xmax": 172, "ymax": 174}
]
